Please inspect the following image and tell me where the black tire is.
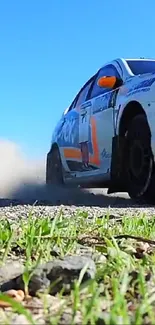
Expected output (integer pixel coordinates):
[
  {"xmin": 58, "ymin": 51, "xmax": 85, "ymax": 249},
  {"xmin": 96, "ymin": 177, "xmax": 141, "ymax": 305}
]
[
  {"xmin": 46, "ymin": 147, "xmax": 64, "ymax": 185},
  {"xmin": 124, "ymin": 114, "xmax": 155, "ymax": 203}
]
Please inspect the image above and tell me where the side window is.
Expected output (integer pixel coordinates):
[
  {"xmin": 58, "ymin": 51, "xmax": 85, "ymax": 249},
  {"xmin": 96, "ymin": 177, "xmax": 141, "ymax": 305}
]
[
  {"xmin": 89, "ymin": 65, "xmax": 121, "ymax": 99},
  {"xmin": 75, "ymin": 79, "xmax": 93, "ymax": 108}
]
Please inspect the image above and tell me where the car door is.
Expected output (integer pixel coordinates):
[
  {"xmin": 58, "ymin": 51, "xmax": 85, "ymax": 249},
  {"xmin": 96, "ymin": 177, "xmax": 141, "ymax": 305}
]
[
  {"xmin": 61, "ymin": 77, "xmax": 94, "ymax": 174},
  {"xmin": 86, "ymin": 64, "xmax": 123, "ymax": 175}
]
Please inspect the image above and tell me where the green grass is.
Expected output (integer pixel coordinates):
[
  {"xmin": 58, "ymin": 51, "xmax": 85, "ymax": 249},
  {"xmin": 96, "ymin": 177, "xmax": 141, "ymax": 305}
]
[{"xmin": 1, "ymin": 209, "xmax": 155, "ymax": 324}]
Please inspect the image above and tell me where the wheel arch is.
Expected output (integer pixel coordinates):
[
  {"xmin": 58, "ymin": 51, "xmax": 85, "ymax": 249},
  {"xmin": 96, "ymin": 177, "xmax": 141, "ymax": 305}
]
[
  {"xmin": 108, "ymin": 100, "xmax": 151, "ymax": 194},
  {"xmin": 118, "ymin": 100, "xmax": 148, "ymax": 137},
  {"xmin": 46, "ymin": 142, "xmax": 64, "ymax": 185},
  {"xmin": 50, "ymin": 142, "xmax": 67, "ymax": 172}
]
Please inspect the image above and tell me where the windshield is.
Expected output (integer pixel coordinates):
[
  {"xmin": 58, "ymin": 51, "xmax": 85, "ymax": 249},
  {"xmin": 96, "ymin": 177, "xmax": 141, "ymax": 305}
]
[{"xmin": 126, "ymin": 59, "xmax": 155, "ymax": 75}]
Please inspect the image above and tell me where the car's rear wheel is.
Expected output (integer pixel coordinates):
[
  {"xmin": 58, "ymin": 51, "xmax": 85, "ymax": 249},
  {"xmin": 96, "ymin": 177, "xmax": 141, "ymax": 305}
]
[
  {"xmin": 124, "ymin": 114, "xmax": 155, "ymax": 203},
  {"xmin": 46, "ymin": 147, "xmax": 64, "ymax": 185}
]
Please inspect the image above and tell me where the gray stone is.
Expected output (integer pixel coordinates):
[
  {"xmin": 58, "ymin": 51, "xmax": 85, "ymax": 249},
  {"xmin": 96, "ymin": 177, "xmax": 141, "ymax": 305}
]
[{"xmin": 1, "ymin": 255, "xmax": 96, "ymax": 296}]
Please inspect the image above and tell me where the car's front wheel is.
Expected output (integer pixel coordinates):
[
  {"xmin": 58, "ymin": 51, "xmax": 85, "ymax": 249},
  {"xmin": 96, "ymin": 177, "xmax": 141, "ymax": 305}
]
[
  {"xmin": 124, "ymin": 114, "xmax": 155, "ymax": 203},
  {"xmin": 46, "ymin": 147, "xmax": 64, "ymax": 185}
]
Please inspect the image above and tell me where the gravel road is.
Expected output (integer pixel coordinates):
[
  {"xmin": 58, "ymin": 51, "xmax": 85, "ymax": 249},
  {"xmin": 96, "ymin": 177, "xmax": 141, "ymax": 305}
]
[{"xmin": 0, "ymin": 184, "xmax": 155, "ymax": 219}]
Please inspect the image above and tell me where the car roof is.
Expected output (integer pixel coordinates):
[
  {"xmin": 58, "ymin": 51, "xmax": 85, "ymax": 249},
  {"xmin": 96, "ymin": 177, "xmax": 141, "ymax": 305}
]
[
  {"xmin": 99, "ymin": 57, "xmax": 155, "ymax": 74},
  {"xmin": 100, "ymin": 57, "xmax": 155, "ymax": 67}
]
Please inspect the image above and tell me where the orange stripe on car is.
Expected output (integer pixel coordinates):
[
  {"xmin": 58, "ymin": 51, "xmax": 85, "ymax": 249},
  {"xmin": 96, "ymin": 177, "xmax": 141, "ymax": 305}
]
[
  {"xmin": 63, "ymin": 117, "xmax": 100, "ymax": 167},
  {"xmin": 89, "ymin": 117, "xmax": 100, "ymax": 166},
  {"xmin": 63, "ymin": 148, "xmax": 81, "ymax": 160}
]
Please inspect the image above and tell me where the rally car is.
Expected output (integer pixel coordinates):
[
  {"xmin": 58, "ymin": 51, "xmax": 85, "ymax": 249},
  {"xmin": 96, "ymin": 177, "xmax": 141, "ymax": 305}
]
[{"xmin": 46, "ymin": 58, "xmax": 155, "ymax": 203}]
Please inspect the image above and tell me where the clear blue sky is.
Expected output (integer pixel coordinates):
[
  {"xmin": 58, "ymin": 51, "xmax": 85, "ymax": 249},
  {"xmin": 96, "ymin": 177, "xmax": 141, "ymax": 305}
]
[{"xmin": 0, "ymin": 0, "xmax": 154, "ymax": 159}]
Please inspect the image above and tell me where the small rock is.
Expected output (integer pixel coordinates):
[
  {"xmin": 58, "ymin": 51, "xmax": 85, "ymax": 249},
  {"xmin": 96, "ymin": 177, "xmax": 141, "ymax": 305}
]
[
  {"xmin": 136, "ymin": 242, "xmax": 150, "ymax": 252},
  {"xmin": 50, "ymin": 244, "xmax": 61, "ymax": 257},
  {"xmin": 108, "ymin": 214, "xmax": 120, "ymax": 219},
  {"xmin": 0, "ymin": 289, "xmax": 24, "ymax": 308},
  {"xmin": 134, "ymin": 242, "xmax": 151, "ymax": 259},
  {"xmin": 94, "ymin": 253, "xmax": 107, "ymax": 264}
]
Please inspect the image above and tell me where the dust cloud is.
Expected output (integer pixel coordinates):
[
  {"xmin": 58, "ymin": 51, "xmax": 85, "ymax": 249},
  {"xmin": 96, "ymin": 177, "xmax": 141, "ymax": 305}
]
[
  {"xmin": 0, "ymin": 139, "xmax": 45, "ymax": 199},
  {"xmin": 0, "ymin": 139, "xmax": 81, "ymax": 205},
  {"xmin": 0, "ymin": 139, "xmax": 92, "ymax": 205},
  {"xmin": 0, "ymin": 139, "xmax": 83, "ymax": 205}
]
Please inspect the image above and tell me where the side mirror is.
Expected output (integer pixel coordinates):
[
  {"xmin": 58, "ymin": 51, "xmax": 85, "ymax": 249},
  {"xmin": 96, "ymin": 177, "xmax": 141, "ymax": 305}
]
[{"xmin": 97, "ymin": 76, "xmax": 123, "ymax": 89}]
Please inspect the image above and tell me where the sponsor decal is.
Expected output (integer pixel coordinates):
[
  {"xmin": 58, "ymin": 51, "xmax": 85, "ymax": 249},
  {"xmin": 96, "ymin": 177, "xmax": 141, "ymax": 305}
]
[
  {"xmin": 81, "ymin": 101, "xmax": 92, "ymax": 109},
  {"xmin": 126, "ymin": 77, "xmax": 155, "ymax": 96},
  {"xmin": 93, "ymin": 93, "xmax": 111, "ymax": 114},
  {"xmin": 126, "ymin": 88, "xmax": 150, "ymax": 96},
  {"xmin": 56, "ymin": 117, "xmax": 77, "ymax": 145},
  {"xmin": 63, "ymin": 117, "xmax": 100, "ymax": 168},
  {"xmin": 101, "ymin": 148, "xmax": 111, "ymax": 159}
]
